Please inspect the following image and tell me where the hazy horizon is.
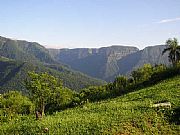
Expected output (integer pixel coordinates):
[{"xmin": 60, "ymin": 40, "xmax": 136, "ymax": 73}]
[{"xmin": 0, "ymin": 0, "xmax": 180, "ymax": 49}]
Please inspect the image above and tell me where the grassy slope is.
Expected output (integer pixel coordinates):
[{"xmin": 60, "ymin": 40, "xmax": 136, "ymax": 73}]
[{"xmin": 1, "ymin": 76, "xmax": 180, "ymax": 134}]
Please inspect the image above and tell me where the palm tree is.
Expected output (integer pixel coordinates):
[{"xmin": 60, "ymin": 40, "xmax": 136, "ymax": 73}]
[{"xmin": 162, "ymin": 38, "xmax": 180, "ymax": 67}]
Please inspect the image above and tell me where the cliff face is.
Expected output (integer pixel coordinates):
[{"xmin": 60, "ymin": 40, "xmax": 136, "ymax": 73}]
[
  {"xmin": 49, "ymin": 46, "xmax": 139, "ymax": 81},
  {"xmin": 134, "ymin": 45, "xmax": 169, "ymax": 68},
  {"xmin": 117, "ymin": 45, "xmax": 170, "ymax": 76},
  {"xmin": 49, "ymin": 45, "xmax": 170, "ymax": 81}
]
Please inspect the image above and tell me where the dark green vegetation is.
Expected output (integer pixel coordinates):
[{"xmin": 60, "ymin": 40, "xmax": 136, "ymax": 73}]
[
  {"xmin": 49, "ymin": 45, "xmax": 170, "ymax": 81},
  {"xmin": 0, "ymin": 36, "xmax": 105, "ymax": 93},
  {"xmin": 0, "ymin": 75, "xmax": 179, "ymax": 134},
  {"xmin": 162, "ymin": 38, "xmax": 180, "ymax": 67}
]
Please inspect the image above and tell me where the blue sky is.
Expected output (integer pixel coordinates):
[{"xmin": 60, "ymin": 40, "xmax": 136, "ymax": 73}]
[{"xmin": 0, "ymin": 0, "xmax": 180, "ymax": 49}]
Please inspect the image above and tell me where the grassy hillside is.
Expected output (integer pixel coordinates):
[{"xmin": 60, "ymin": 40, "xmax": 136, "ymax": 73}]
[{"xmin": 1, "ymin": 76, "xmax": 179, "ymax": 134}]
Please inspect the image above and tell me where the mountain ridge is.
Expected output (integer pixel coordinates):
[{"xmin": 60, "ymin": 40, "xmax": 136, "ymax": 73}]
[
  {"xmin": 0, "ymin": 35, "xmax": 170, "ymax": 83},
  {"xmin": 0, "ymin": 36, "xmax": 105, "ymax": 93},
  {"xmin": 49, "ymin": 45, "xmax": 169, "ymax": 81}
]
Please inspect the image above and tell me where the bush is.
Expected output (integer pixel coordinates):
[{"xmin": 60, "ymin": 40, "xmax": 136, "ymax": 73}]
[
  {"xmin": 113, "ymin": 76, "xmax": 128, "ymax": 95},
  {"xmin": 0, "ymin": 91, "xmax": 35, "ymax": 122},
  {"xmin": 80, "ymin": 86, "xmax": 109, "ymax": 102},
  {"xmin": 45, "ymin": 87, "xmax": 75, "ymax": 113}
]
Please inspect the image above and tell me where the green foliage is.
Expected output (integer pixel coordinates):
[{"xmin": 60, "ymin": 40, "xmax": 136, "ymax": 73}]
[
  {"xmin": 131, "ymin": 64, "xmax": 153, "ymax": 83},
  {"xmin": 0, "ymin": 76, "xmax": 179, "ymax": 134},
  {"xmin": 0, "ymin": 91, "xmax": 34, "ymax": 122},
  {"xmin": 80, "ymin": 86, "xmax": 109, "ymax": 102},
  {"xmin": 25, "ymin": 72, "xmax": 63, "ymax": 116},
  {"xmin": 113, "ymin": 76, "xmax": 128, "ymax": 95},
  {"xmin": 162, "ymin": 38, "xmax": 180, "ymax": 66},
  {"xmin": 79, "ymin": 64, "xmax": 180, "ymax": 103},
  {"xmin": 131, "ymin": 64, "xmax": 180, "ymax": 90},
  {"xmin": 46, "ymin": 87, "xmax": 75, "ymax": 113}
]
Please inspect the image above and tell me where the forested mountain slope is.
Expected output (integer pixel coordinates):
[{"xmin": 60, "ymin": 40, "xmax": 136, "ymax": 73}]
[
  {"xmin": 0, "ymin": 36, "xmax": 105, "ymax": 93},
  {"xmin": 0, "ymin": 57, "xmax": 105, "ymax": 93}
]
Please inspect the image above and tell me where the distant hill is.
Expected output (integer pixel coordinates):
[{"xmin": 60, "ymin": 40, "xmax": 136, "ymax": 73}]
[
  {"xmin": 49, "ymin": 45, "xmax": 170, "ymax": 81},
  {"xmin": 49, "ymin": 46, "xmax": 139, "ymax": 81},
  {"xmin": 117, "ymin": 45, "xmax": 170, "ymax": 75},
  {"xmin": 0, "ymin": 36, "xmax": 105, "ymax": 93},
  {"xmin": 0, "ymin": 36, "xmax": 55, "ymax": 64}
]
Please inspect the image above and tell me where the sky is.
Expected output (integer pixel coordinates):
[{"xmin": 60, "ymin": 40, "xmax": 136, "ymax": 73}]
[{"xmin": 0, "ymin": 0, "xmax": 180, "ymax": 49}]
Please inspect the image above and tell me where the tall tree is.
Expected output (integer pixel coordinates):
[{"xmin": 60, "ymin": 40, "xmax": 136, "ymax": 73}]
[
  {"xmin": 25, "ymin": 72, "xmax": 62, "ymax": 117},
  {"xmin": 162, "ymin": 38, "xmax": 180, "ymax": 66}
]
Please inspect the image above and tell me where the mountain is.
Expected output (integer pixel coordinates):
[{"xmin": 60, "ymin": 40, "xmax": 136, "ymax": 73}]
[
  {"xmin": 49, "ymin": 45, "xmax": 170, "ymax": 81},
  {"xmin": 0, "ymin": 35, "xmax": 170, "ymax": 87},
  {"xmin": 49, "ymin": 46, "xmax": 139, "ymax": 81},
  {"xmin": 0, "ymin": 36, "xmax": 55, "ymax": 64},
  {"xmin": 0, "ymin": 36, "xmax": 105, "ymax": 93},
  {"xmin": 117, "ymin": 45, "xmax": 170, "ymax": 75}
]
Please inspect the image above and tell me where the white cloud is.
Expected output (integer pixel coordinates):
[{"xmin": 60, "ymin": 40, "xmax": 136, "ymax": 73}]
[{"xmin": 156, "ymin": 17, "xmax": 180, "ymax": 24}]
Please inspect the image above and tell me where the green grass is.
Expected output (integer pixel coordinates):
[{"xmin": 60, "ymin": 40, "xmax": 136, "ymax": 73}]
[{"xmin": 1, "ymin": 76, "xmax": 180, "ymax": 134}]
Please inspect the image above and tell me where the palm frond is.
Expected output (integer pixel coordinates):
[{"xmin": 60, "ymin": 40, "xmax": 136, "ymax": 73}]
[{"xmin": 162, "ymin": 47, "xmax": 171, "ymax": 55}]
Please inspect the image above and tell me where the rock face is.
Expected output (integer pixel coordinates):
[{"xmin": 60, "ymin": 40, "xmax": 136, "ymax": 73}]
[
  {"xmin": 49, "ymin": 45, "xmax": 170, "ymax": 81},
  {"xmin": 117, "ymin": 45, "xmax": 170, "ymax": 75},
  {"xmin": 49, "ymin": 46, "xmax": 139, "ymax": 81}
]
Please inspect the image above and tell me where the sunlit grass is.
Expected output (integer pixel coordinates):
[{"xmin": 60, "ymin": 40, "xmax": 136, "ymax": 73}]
[{"xmin": 1, "ymin": 76, "xmax": 180, "ymax": 134}]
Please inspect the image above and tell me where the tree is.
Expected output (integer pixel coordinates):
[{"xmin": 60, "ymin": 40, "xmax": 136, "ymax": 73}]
[
  {"xmin": 25, "ymin": 72, "xmax": 63, "ymax": 117},
  {"xmin": 131, "ymin": 64, "xmax": 153, "ymax": 83},
  {"xmin": 162, "ymin": 38, "xmax": 180, "ymax": 67},
  {"xmin": 113, "ymin": 76, "xmax": 128, "ymax": 95}
]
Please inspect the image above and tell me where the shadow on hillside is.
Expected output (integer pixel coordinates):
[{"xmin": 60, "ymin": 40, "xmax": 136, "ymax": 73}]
[
  {"xmin": 166, "ymin": 107, "xmax": 180, "ymax": 125},
  {"xmin": 0, "ymin": 63, "xmax": 24, "ymax": 86}
]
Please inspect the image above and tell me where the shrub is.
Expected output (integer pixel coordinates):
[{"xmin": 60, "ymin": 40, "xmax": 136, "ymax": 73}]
[
  {"xmin": 0, "ymin": 91, "xmax": 35, "ymax": 122},
  {"xmin": 113, "ymin": 76, "xmax": 128, "ymax": 95}
]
